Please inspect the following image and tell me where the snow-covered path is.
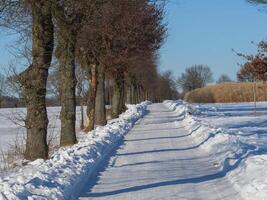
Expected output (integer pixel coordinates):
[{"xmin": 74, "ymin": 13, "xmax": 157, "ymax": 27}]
[{"xmin": 79, "ymin": 103, "xmax": 242, "ymax": 200}]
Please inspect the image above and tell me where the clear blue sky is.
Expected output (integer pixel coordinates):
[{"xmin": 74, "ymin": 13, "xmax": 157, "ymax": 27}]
[
  {"xmin": 159, "ymin": 0, "xmax": 267, "ymax": 80},
  {"xmin": 0, "ymin": 0, "xmax": 267, "ymax": 81},
  {"xmin": 0, "ymin": 31, "xmax": 17, "ymax": 70}
]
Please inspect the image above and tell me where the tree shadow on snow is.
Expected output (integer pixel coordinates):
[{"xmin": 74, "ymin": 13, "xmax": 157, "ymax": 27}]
[{"xmin": 79, "ymin": 143, "xmax": 267, "ymax": 198}]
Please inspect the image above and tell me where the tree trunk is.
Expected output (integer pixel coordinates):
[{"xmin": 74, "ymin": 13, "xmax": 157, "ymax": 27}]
[
  {"xmin": 85, "ymin": 65, "xmax": 97, "ymax": 132},
  {"xmin": 125, "ymin": 77, "xmax": 131, "ymax": 104},
  {"xmin": 111, "ymin": 79, "xmax": 120, "ymax": 119},
  {"xmin": 134, "ymin": 85, "xmax": 139, "ymax": 104},
  {"xmin": 111, "ymin": 73, "xmax": 125, "ymax": 118},
  {"xmin": 138, "ymin": 86, "xmax": 142, "ymax": 103},
  {"xmin": 56, "ymin": 28, "xmax": 77, "ymax": 146},
  {"xmin": 19, "ymin": 1, "xmax": 54, "ymax": 160},
  {"xmin": 145, "ymin": 91, "xmax": 149, "ymax": 101},
  {"xmin": 95, "ymin": 64, "xmax": 106, "ymax": 126},
  {"xmin": 126, "ymin": 85, "xmax": 131, "ymax": 104},
  {"xmin": 119, "ymin": 77, "xmax": 126, "ymax": 113},
  {"xmin": 106, "ymin": 79, "xmax": 111, "ymax": 105}
]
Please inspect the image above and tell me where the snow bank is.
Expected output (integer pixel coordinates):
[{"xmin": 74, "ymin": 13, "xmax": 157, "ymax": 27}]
[
  {"xmin": 0, "ymin": 101, "xmax": 150, "ymax": 200},
  {"xmin": 163, "ymin": 100, "xmax": 267, "ymax": 200},
  {"xmin": 228, "ymin": 155, "xmax": 267, "ymax": 200}
]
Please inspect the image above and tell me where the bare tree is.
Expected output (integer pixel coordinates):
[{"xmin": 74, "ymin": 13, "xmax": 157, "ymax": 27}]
[
  {"xmin": 177, "ymin": 65, "xmax": 213, "ymax": 93},
  {"xmin": 156, "ymin": 71, "xmax": 179, "ymax": 102},
  {"xmin": 3, "ymin": 62, "xmax": 27, "ymax": 108}
]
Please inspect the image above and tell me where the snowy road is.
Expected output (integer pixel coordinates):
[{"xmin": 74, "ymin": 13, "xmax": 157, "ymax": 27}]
[{"xmin": 79, "ymin": 103, "xmax": 242, "ymax": 200}]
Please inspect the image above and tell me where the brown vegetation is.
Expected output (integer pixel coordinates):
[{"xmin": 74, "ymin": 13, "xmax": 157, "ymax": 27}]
[{"xmin": 185, "ymin": 82, "xmax": 267, "ymax": 103}]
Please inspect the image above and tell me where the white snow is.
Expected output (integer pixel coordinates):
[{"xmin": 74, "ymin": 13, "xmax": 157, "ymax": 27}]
[
  {"xmin": 1, "ymin": 100, "xmax": 267, "ymax": 199},
  {"xmin": 78, "ymin": 103, "xmax": 241, "ymax": 200},
  {"xmin": 164, "ymin": 100, "xmax": 267, "ymax": 200},
  {"xmin": 0, "ymin": 102, "xmax": 150, "ymax": 199},
  {"xmin": 0, "ymin": 106, "xmax": 86, "ymax": 171}
]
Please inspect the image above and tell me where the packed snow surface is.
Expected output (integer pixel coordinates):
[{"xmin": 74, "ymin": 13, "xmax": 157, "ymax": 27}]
[
  {"xmin": 0, "ymin": 102, "xmax": 149, "ymax": 199},
  {"xmin": 78, "ymin": 103, "xmax": 241, "ymax": 200}
]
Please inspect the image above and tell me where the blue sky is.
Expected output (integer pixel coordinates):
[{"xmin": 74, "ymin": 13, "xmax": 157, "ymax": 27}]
[
  {"xmin": 159, "ymin": 0, "xmax": 267, "ymax": 80},
  {"xmin": 0, "ymin": 31, "xmax": 17, "ymax": 70},
  {"xmin": 0, "ymin": 0, "xmax": 267, "ymax": 81}
]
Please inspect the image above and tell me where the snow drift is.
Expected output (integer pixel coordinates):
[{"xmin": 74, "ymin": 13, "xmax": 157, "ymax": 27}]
[
  {"xmin": 0, "ymin": 101, "xmax": 150, "ymax": 200},
  {"xmin": 163, "ymin": 100, "xmax": 267, "ymax": 200}
]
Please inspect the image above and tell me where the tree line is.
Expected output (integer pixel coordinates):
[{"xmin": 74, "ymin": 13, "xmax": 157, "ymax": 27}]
[{"xmin": 0, "ymin": 0, "xmax": 178, "ymax": 161}]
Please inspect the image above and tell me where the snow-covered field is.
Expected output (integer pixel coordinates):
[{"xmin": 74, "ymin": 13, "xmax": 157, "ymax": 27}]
[
  {"xmin": 0, "ymin": 106, "xmax": 86, "ymax": 171},
  {"xmin": 164, "ymin": 100, "xmax": 267, "ymax": 200},
  {"xmin": 0, "ymin": 107, "xmax": 85, "ymax": 153},
  {"xmin": 0, "ymin": 102, "xmax": 149, "ymax": 199}
]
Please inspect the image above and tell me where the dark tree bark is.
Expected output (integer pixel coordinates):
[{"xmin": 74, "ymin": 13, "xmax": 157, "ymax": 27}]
[
  {"xmin": 52, "ymin": 0, "xmax": 84, "ymax": 146},
  {"xmin": 133, "ymin": 84, "xmax": 139, "ymax": 104},
  {"xmin": 19, "ymin": 1, "xmax": 54, "ymax": 160},
  {"xmin": 85, "ymin": 64, "xmax": 97, "ymax": 132},
  {"xmin": 111, "ymin": 80, "xmax": 119, "ymax": 118},
  {"xmin": 112, "ymin": 72, "xmax": 126, "ymax": 118},
  {"xmin": 125, "ymin": 85, "xmax": 131, "ymax": 104},
  {"xmin": 56, "ymin": 28, "xmax": 77, "ymax": 146},
  {"xmin": 119, "ymin": 79, "xmax": 126, "ymax": 112},
  {"xmin": 95, "ymin": 64, "xmax": 106, "ymax": 125},
  {"xmin": 106, "ymin": 79, "xmax": 111, "ymax": 105}
]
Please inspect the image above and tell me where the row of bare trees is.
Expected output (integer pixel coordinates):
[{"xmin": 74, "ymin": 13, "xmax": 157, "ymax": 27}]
[{"xmin": 0, "ymin": 0, "xmax": 178, "ymax": 161}]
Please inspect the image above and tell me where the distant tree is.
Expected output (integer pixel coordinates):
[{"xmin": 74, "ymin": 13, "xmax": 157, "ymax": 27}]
[
  {"xmin": 156, "ymin": 71, "xmax": 179, "ymax": 102},
  {"xmin": 177, "ymin": 65, "xmax": 213, "ymax": 92},
  {"xmin": 217, "ymin": 74, "xmax": 232, "ymax": 83}
]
